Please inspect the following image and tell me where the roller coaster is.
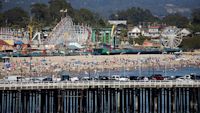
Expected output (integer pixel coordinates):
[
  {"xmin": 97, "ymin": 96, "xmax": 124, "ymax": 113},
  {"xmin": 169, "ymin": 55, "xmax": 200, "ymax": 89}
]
[{"xmin": 47, "ymin": 15, "xmax": 92, "ymax": 47}]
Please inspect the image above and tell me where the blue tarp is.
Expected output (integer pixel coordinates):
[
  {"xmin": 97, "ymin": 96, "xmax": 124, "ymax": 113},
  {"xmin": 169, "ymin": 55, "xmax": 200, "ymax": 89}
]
[{"xmin": 14, "ymin": 40, "xmax": 23, "ymax": 45}]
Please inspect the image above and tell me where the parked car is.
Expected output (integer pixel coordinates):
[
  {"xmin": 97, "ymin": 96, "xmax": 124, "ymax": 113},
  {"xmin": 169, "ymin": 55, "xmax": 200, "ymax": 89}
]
[
  {"xmin": 176, "ymin": 75, "xmax": 193, "ymax": 81},
  {"xmin": 190, "ymin": 73, "xmax": 200, "ymax": 80},
  {"xmin": 81, "ymin": 77, "xmax": 89, "ymax": 80},
  {"xmin": 119, "ymin": 76, "xmax": 130, "ymax": 81},
  {"xmin": 111, "ymin": 75, "xmax": 120, "ymax": 80},
  {"xmin": 42, "ymin": 77, "xmax": 53, "ymax": 82},
  {"xmin": 3, "ymin": 76, "xmax": 25, "ymax": 82},
  {"xmin": 81, "ymin": 77, "xmax": 92, "ymax": 81},
  {"xmin": 137, "ymin": 76, "xmax": 149, "ymax": 81},
  {"xmin": 30, "ymin": 78, "xmax": 43, "ymax": 83},
  {"xmin": 129, "ymin": 76, "xmax": 138, "ymax": 80},
  {"xmin": 150, "ymin": 74, "xmax": 164, "ymax": 80},
  {"xmin": 70, "ymin": 77, "xmax": 79, "ymax": 82},
  {"xmin": 98, "ymin": 76, "xmax": 109, "ymax": 80},
  {"xmin": 164, "ymin": 76, "xmax": 176, "ymax": 80}
]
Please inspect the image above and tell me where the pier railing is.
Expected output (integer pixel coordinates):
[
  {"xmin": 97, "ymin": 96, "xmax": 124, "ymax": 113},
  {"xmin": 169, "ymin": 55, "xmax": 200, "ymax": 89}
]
[{"xmin": 0, "ymin": 80, "xmax": 200, "ymax": 90}]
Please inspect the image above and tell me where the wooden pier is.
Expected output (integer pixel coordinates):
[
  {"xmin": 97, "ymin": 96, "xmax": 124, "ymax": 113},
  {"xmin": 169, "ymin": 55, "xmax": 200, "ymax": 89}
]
[
  {"xmin": 0, "ymin": 80, "xmax": 200, "ymax": 113},
  {"xmin": 0, "ymin": 80, "xmax": 200, "ymax": 90}
]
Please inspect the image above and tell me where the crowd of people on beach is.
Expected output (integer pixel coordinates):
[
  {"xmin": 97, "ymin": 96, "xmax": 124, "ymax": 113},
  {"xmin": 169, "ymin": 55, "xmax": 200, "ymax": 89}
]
[{"xmin": 0, "ymin": 54, "xmax": 200, "ymax": 78}]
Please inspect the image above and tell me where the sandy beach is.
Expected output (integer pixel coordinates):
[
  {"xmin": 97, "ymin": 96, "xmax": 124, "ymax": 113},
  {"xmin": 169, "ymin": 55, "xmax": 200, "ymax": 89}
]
[{"xmin": 0, "ymin": 54, "xmax": 200, "ymax": 78}]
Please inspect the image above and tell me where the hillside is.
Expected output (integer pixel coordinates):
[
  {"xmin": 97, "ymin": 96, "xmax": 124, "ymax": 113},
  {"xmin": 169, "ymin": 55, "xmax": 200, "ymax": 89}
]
[{"xmin": 1, "ymin": 0, "xmax": 200, "ymax": 17}]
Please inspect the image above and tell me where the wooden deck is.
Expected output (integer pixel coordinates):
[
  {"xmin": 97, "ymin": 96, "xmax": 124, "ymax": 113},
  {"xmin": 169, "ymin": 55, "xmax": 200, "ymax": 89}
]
[{"xmin": 0, "ymin": 80, "xmax": 200, "ymax": 90}]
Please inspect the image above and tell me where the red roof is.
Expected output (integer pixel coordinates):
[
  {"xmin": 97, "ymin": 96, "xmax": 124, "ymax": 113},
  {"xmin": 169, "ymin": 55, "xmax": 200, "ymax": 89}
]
[
  {"xmin": 143, "ymin": 40, "xmax": 153, "ymax": 47},
  {"xmin": 143, "ymin": 40, "xmax": 161, "ymax": 47},
  {"xmin": 0, "ymin": 40, "xmax": 9, "ymax": 45}
]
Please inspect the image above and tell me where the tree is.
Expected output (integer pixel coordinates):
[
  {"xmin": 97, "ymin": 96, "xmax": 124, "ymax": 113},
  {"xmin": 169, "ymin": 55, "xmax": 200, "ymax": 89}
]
[
  {"xmin": 109, "ymin": 14, "xmax": 118, "ymax": 20},
  {"xmin": 134, "ymin": 36, "xmax": 149, "ymax": 45},
  {"xmin": 0, "ymin": 1, "xmax": 2, "ymax": 10},
  {"xmin": 190, "ymin": 8, "xmax": 200, "ymax": 32},
  {"xmin": 74, "ymin": 8, "xmax": 96, "ymax": 26},
  {"xmin": 120, "ymin": 29, "xmax": 128, "ymax": 42},
  {"xmin": 0, "ymin": 0, "xmax": 106, "ymax": 28},
  {"xmin": 192, "ymin": 8, "xmax": 200, "ymax": 24},
  {"xmin": 180, "ymin": 36, "xmax": 200, "ymax": 51},
  {"xmin": 109, "ymin": 7, "xmax": 159, "ymax": 25},
  {"xmin": 0, "ymin": 13, "xmax": 3, "ymax": 26},
  {"xmin": 3, "ymin": 7, "xmax": 29, "ymax": 28},
  {"xmin": 97, "ymin": 19, "xmax": 106, "ymax": 27},
  {"xmin": 49, "ymin": 0, "xmax": 74, "ymax": 22},
  {"xmin": 31, "ymin": 3, "xmax": 50, "ymax": 26},
  {"xmin": 0, "ymin": 1, "xmax": 2, "ymax": 26},
  {"xmin": 162, "ymin": 13, "xmax": 189, "ymax": 28}
]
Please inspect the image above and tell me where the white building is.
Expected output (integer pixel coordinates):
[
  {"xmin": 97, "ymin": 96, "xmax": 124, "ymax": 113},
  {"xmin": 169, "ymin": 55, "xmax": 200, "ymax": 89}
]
[
  {"xmin": 108, "ymin": 20, "xmax": 127, "ymax": 25},
  {"xmin": 180, "ymin": 28, "xmax": 191, "ymax": 37},
  {"xmin": 142, "ymin": 26, "xmax": 161, "ymax": 38},
  {"xmin": 128, "ymin": 26, "xmax": 141, "ymax": 38}
]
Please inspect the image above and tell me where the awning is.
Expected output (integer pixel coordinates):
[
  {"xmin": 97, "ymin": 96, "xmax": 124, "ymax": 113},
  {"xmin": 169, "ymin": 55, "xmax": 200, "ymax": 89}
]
[
  {"xmin": 4, "ymin": 40, "xmax": 14, "ymax": 45},
  {"xmin": 0, "ymin": 39, "xmax": 9, "ymax": 45}
]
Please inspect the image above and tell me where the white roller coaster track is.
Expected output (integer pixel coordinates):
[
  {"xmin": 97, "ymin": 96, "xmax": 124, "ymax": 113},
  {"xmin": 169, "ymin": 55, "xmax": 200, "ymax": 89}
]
[{"xmin": 47, "ymin": 15, "xmax": 92, "ymax": 46}]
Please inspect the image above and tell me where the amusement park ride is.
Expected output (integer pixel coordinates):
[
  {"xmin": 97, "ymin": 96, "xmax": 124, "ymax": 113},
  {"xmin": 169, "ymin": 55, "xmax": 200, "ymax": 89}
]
[
  {"xmin": 47, "ymin": 10, "xmax": 92, "ymax": 49},
  {"xmin": 160, "ymin": 26, "xmax": 183, "ymax": 48},
  {"xmin": 0, "ymin": 10, "xmax": 184, "ymax": 55}
]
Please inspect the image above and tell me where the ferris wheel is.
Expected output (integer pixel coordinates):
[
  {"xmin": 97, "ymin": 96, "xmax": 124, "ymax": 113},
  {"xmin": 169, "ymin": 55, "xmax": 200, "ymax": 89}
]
[{"xmin": 160, "ymin": 27, "xmax": 183, "ymax": 48}]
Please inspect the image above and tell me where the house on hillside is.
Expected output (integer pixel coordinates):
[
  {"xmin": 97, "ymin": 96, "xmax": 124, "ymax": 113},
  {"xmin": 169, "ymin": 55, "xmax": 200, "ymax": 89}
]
[
  {"xmin": 180, "ymin": 28, "xmax": 191, "ymax": 37},
  {"xmin": 128, "ymin": 26, "xmax": 141, "ymax": 38},
  {"xmin": 142, "ymin": 26, "xmax": 161, "ymax": 38},
  {"xmin": 108, "ymin": 20, "xmax": 127, "ymax": 25}
]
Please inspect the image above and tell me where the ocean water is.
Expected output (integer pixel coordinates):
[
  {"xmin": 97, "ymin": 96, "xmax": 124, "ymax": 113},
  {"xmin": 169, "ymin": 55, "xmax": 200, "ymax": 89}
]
[{"xmin": 78, "ymin": 66, "xmax": 200, "ymax": 77}]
